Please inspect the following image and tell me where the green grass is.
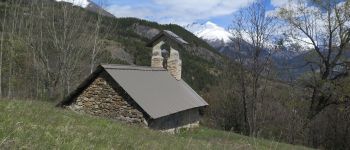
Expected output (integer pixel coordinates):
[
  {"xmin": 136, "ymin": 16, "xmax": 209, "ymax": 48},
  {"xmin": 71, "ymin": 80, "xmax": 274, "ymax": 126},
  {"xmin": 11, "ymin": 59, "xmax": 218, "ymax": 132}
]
[{"xmin": 0, "ymin": 100, "xmax": 311, "ymax": 150}]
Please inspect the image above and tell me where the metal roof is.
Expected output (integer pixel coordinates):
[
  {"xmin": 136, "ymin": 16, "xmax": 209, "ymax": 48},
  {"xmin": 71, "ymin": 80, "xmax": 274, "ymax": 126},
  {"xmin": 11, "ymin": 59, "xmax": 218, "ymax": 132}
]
[
  {"xmin": 163, "ymin": 30, "xmax": 189, "ymax": 45},
  {"xmin": 146, "ymin": 30, "xmax": 189, "ymax": 47},
  {"xmin": 101, "ymin": 64, "xmax": 208, "ymax": 119}
]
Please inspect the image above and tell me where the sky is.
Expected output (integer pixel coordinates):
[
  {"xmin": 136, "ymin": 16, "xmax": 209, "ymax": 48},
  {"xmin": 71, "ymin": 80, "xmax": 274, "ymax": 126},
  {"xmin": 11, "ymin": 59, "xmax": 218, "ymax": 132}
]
[{"xmin": 90, "ymin": 0, "xmax": 291, "ymax": 27}]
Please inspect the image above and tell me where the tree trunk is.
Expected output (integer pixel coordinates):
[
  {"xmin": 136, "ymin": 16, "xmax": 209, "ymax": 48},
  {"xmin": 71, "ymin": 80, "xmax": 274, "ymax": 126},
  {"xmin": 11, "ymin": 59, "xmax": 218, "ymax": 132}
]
[{"xmin": 0, "ymin": 6, "xmax": 7, "ymax": 98}]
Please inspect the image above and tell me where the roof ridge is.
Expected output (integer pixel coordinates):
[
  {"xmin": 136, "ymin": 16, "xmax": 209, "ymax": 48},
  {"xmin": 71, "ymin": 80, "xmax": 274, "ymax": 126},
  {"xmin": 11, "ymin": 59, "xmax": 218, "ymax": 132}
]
[{"xmin": 101, "ymin": 64, "xmax": 166, "ymax": 71}]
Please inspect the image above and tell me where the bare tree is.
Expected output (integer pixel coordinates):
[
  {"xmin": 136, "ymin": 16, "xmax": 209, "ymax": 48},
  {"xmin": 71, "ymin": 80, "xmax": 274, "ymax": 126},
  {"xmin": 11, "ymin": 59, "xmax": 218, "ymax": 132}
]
[
  {"xmin": 7, "ymin": 0, "xmax": 23, "ymax": 99},
  {"xmin": 49, "ymin": 2, "xmax": 91, "ymax": 98},
  {"xmin": 278, "ymin": 0, "xmax": 350, "ymax": 120},
  {"xmin": 0, "ymin": 2, "xmax": 7, "ymax": 97},
  {"xmin": 230, "ymin": 2, "xmax": 276, "ymax": 137},
  {"xmin": 89, "ymin": 0, "xmax": 105, "ymax": 73},
  {"xmin": 23, "ymin": 1, "xmax": 94, "ymax": 99},
  {"xmin": 88, "ymin": 0, "xmax": 118, "ymax": 73}
]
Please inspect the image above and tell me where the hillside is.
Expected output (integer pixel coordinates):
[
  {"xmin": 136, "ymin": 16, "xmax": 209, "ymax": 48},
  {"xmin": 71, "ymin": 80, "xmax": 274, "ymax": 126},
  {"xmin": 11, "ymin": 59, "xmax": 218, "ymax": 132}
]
[
  {"xmin": 1, "ymin": 1, "xmax": 349, "ymax": 149},
  {"xmin": 0, "ymin": 0, "xmax": 226, "ymax": 98},
  {"xmin": 0, "ymin": 99, "xmax": 311, "ymax": 150}
]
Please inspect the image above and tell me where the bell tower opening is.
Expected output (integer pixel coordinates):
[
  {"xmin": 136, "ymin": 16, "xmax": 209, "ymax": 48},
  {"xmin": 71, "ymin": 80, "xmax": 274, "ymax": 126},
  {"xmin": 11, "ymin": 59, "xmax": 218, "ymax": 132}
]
[{"xmin": 161, "ymin": 43, "xmax": 170, "ymax": 69}]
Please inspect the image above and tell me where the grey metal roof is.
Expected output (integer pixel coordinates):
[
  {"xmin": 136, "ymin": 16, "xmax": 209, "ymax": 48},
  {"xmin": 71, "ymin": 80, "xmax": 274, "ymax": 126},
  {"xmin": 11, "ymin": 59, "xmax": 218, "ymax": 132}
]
[
  {"xmin": 101, "ymin": 64, "xmax": 208, "ymax": 119},
  {"xmin": 146, "ymin": 30, "xmax": 189, "ymax": 47},
  {"xmin": 163, "ymin": 30, "xmax": 189, "ymax": 45}
]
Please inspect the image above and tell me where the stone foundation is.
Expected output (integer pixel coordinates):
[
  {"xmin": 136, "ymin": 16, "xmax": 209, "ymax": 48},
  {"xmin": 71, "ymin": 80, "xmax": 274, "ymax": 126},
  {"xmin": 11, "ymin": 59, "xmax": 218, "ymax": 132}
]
[
  {"xmin": 148, "ymin": 108, "xmax": 201, "ymax": 133},
  {"xmin": 69, "ymin": 75, "xmax": 146, "ymax": 125},
  {"xmin": 162, "ymin": 121, "xmax": 199, "ymax": 134}
]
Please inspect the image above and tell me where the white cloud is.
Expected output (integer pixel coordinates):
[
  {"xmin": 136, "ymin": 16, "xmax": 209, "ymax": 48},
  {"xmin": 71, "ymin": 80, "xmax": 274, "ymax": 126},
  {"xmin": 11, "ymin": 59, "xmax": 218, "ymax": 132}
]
[{"xmin": 106, "ymin": 0, "xmax": 255, "ymax": 25}]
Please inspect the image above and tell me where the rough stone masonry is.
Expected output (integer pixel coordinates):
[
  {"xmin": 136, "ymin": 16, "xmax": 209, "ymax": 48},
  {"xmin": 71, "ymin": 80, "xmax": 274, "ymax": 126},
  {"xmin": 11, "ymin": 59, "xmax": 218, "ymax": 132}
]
[
  {"xmin": 151, "ymin": 41, "xmax": 182, "ymax": 80},
  {"xmin": 69, "ymin": 75, "xmax": 146, "ymax": 125}
]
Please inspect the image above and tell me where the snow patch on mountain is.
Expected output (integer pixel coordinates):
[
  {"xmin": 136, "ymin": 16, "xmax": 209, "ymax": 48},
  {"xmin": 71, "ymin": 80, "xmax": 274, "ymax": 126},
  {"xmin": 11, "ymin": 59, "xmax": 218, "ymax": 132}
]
[
  {"xmin": 185, "ymin": 21, "xmax": 233, "ymax": 44},
  {"xmin": 55, "ymin": 0, "xmax": 90, "ymax": 8}
]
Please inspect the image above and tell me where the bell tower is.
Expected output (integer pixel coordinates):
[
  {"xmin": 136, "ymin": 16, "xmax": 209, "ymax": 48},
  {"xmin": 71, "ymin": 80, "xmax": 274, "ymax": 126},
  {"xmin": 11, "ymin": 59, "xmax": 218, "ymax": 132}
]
[{"xmin": 147, "ymin": 30, "xmax": 189, "ymax": 81}]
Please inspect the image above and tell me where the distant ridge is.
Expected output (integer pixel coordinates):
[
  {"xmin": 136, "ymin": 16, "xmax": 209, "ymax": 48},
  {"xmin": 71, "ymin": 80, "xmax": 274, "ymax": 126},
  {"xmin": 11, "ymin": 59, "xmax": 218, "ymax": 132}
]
[
  {"xmin": 55, "ymin": 0, "xmax": 115, "ymax": 18},
  {"xmin": 85, "ymin": 0, "xmax": 115, "ymax": 18},
  {"xmin": 185, "ymin": 21, "xmax": 232, "ymax": 48}
]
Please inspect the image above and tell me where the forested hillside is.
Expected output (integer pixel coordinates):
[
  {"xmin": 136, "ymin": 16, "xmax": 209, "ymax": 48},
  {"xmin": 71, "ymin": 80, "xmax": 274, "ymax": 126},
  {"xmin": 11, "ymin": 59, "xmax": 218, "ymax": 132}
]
[
  {"xmin": 0, "ymin": 0, "xmax": 349, "ymax": 149},
  {"xmin": 0, "ymin": 0, "xmax": 224, "ymax": 100}
]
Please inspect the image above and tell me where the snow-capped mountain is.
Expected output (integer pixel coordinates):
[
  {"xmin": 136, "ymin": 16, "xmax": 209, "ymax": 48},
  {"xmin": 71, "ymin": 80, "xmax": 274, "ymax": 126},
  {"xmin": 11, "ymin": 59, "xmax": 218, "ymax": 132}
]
[
  {"xmin": 55, "ymin": 0, "xmax": 90, "ymax": 8},
  {"xmin": 185, "ymin": 21, "xmax": 315, "ymax": 79},
  {"xmin": 185, "ymin": 21, "xmax": 233, "ymax": 48},
  {"xmin": 55, "ymin": 0, "xmax": 115, "ymax": 18}
]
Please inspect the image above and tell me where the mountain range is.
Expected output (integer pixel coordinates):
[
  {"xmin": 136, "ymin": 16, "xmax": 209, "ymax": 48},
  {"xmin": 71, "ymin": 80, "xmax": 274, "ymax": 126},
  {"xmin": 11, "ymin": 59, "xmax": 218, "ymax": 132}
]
[
  {"xmin": 53, "ymin": 0, "xmax": 317, "ymax": 80},
  {"xmin": 185, "ymin": 21, "xmax": 233, "ymax": 49},
  {"xmin": 55, "ymin": 0, "xmax": 115, "ymax": 17}
]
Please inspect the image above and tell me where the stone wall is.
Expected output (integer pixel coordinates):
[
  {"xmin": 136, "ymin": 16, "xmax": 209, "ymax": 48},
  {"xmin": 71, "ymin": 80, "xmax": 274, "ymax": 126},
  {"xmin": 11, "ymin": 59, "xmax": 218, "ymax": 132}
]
[
  {"xmin": 148, "ymin": 108, "xmax": 201, "ymax": 133},
  {"xmin": 167, "ymin": 48, "xmax": 182, "ymax": 80},
  {"xmin": 69, "ymin": 74, "xmax": 146, "ymax": 125},
  {"xmin": 151, "ymin": 40, "xmax": 182, "ymax": 80},
  {"xmin": 151, "ymin": 41, "xmax": 164, "ymax": 68}
]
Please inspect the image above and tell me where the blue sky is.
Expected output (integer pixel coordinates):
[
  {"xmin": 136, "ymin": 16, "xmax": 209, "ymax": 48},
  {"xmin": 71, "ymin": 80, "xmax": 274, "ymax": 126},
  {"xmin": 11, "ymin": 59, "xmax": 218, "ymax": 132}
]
[{"xmin": 91, "ymin": 0, "xmax": 288, "ymax": 27}]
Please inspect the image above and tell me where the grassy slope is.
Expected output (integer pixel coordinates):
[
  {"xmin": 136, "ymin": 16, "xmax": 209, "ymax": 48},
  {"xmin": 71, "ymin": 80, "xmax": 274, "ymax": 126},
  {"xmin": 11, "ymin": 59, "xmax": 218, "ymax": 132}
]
[{"xmin": 0, "ymin": 100, "xmax": 310, "ymax": 150}]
